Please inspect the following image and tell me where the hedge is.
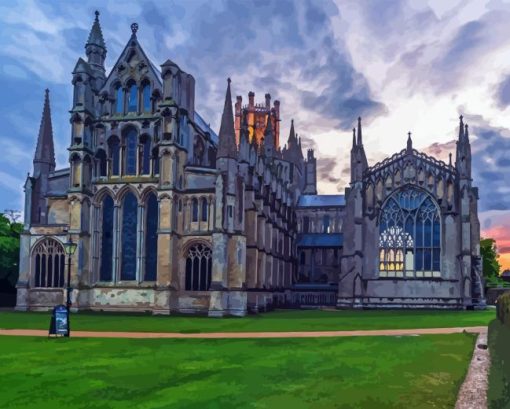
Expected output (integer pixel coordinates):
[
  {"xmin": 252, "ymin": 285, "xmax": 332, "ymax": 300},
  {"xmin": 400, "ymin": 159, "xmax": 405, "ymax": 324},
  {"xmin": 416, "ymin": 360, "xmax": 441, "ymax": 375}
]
[{"xmin": 496, "ymin": 291, "xmax": 510, "ymax": 326}]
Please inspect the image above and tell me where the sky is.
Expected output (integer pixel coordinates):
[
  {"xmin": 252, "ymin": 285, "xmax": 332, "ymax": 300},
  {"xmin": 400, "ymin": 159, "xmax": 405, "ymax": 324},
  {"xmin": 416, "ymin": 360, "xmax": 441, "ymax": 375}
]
[{"xmin": 1, "ymin": 0, "xmax": 510, "ymax": 269}]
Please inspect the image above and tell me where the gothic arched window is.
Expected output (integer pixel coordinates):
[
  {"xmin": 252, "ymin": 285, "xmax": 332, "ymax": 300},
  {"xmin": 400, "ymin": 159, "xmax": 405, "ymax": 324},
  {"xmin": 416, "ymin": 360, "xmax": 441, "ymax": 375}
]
[
  {"xmin": 108, "ymin": 136, "xmax": 120, "ymax": 176},
  {"xmin": 144, "ymin": 193, "xmax": 158, "ymax": 281},
  {"xmin": 185, "ymin": 243, "xmax": 212, "ymax": 291},
  {"xmin": 124, "ymin": 127, "xmax": 138, "ymax": 175},
  {"xmin": 152, "ymin": 147, "xmax": 159, "ymax": 175},
  {"xmin": 127, "ymin": 81, "xmax": 138, "ymax": 113},
  {"xmin": 100, "ymin": 195, "xmax": 114, "ymax": 281},
  {"xmin": 121, "ymin": 192, "xmax": 138, "ymax": 280},
  {"xmin": 201, "ymin": 198, "xmax": 208, "ymax": 222},
  {"xmin": 115, "ymin": 85, "xmax": 123, "ymax": 114},
  {"xmin": 140, "ymin": 135, "xmax": 151, "ymax": 175},
  {"xmin": 379, "ymin": 187, "xmax": 441, "ymax": 278},
  {"xmin": 192, "ymin": 198, "xmax": 198, "ymax": 222},
  {"xmin": 142, "ymin": 82, "xmax": 151, "ymax": 112},
  {"xmin": 96, "ymin": 149, "xmax": 107, "ymax": 178},
  {"xmin": 33, "ymin": 238, "xmax": 65, "ymax": 288}
]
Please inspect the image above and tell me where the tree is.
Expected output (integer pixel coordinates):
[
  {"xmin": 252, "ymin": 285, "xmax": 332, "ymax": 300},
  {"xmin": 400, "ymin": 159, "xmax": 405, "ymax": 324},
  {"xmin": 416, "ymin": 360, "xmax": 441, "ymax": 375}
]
[
  {"xmin": 480, "ymin": 238, "xmax": 503, "ymax": 287},
  {"xmin": 0, "ymin": 212, "xmax": 23, "ymax": 288}
]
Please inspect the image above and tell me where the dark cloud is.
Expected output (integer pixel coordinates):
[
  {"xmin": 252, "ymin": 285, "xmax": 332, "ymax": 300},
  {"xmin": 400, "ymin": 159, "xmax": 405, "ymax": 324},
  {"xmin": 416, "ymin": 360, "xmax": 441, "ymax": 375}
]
[{"xmin": 316, "ymin": 157, "xmax": 341, "ymax": 184}]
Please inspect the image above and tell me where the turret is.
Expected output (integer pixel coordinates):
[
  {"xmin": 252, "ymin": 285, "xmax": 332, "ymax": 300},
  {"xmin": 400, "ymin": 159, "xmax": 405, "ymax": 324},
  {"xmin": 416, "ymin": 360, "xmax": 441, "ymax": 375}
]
[
  {"xmin": 350, "ymin": 117, "xmax": 368, "ymax": 184},
  {"xmin": 263, "ymin": 111, "xmax": 276, "ymax": 158},
  {"xmin": 85, "ymin": 11, "xmax": 106, "ymax": 87},
  {"xmin": 455, "ymin": 115, "xmax": 472, "ymax": 180},
  {"xmin": 303, "ymin": 149, "xmax": 317, "ymax": 195}
]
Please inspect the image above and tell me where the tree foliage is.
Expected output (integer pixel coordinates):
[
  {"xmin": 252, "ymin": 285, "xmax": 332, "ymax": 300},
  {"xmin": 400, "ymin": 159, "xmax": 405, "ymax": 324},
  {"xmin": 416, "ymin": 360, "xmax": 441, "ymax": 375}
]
[
  {"xmin": 0, "ymin": 213, "xmax": 23, "ymax": 288},
  {"xmin": 480, "ymin": 238, "xmax": 503, "ymax": 287}
]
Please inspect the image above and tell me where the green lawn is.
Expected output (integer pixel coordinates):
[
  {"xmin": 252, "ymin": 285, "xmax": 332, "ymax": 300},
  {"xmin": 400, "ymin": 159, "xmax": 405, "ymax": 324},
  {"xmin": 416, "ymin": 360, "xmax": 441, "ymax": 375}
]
[
  {"xmin": 0, "ymin": 309, "xmax": 495, "ymax": 333},
  {"xmin": 0, "ymin": 333, "xmax": 476, "ymax": 409},
  {"xmin": 488, "ymin": 319, "xmax": 510, "ymax": 409}
]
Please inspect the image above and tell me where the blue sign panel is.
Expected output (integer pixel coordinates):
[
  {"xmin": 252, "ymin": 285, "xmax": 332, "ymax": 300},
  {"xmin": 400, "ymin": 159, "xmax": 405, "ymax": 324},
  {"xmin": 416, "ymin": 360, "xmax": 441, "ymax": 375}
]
[{"xmin": 49, "ymin": 304, "xmax": 69, "ymax": 337}]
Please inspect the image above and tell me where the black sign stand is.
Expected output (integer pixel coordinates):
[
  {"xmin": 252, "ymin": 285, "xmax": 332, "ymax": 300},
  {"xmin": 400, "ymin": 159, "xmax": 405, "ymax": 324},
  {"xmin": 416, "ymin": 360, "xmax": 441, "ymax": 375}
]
[{"xmin": 48, "ymin": 305, "xmax": 70, "ymax": 337}]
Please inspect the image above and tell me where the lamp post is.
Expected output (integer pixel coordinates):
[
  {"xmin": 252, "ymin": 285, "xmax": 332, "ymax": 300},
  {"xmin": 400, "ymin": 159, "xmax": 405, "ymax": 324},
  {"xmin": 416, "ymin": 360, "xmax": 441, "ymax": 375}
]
[{"xmin": 63, "ymin": 236, "xmax": 77, "ymax": 336}]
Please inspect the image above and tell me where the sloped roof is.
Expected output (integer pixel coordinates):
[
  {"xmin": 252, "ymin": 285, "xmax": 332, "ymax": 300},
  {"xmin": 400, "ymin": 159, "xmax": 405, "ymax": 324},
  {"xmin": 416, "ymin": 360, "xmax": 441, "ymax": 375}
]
[
  {"xmin": 195, "ymin": 111, "xmax": 218, "ymax": 144},
  {"xmin": 297, "ymin": 195, "xmax": 345, "ymax": 208},
  {"xmin": 296, "ymin": 233, "xmax": 343, "ymax": 248}
]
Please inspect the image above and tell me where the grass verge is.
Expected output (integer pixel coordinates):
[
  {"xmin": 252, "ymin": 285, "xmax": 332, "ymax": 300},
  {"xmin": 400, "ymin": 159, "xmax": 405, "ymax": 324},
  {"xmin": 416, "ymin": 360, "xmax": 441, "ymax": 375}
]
[
  {"xmin": 0, "ymin": 308, "xmax": 495, "ymax": 333},
  {"xmin": 0, "ymin": 333, "xmax": 476, "ymax": 409}
]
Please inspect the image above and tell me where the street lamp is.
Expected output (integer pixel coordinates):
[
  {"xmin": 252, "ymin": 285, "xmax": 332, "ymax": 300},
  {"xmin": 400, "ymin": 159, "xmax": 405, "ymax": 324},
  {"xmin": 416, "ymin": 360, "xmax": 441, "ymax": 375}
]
[{"xmin": 63, "ymin": 237, "xmax": 77, "ymax": 334}]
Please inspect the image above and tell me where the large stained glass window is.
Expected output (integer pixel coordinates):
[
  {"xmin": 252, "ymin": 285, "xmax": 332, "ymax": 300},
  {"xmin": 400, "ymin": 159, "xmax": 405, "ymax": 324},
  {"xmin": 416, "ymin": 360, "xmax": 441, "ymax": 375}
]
[
  {"xmin": 100, "ymin": 195, "xmax": 114, "ymax": 281},
  {"xmin": 141, "ymin": 135, "xmax": 151, "ymax": 175},
  {"xmin": 379, "ymin": 187, "xmax": 441, "ymax": 278},
  {"xmin": 124, "ymin": 128, "xmax": 137, "ymax": 175},
  {"xmin": 185, "ymin": 244, "xmax": 212, "ymax": 291},
  {"xmin": 121, "ymin": 192, "xmax": 138, "ymax": 280},
  {"xmin": 144, "ymin": 193, "xmax": 158, "ymax": 281}
]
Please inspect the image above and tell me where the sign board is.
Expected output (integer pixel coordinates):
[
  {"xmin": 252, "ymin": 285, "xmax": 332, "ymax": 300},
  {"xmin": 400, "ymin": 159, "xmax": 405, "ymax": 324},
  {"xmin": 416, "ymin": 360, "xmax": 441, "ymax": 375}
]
[{"xmin": 49, "ymin": 305, "xmax": 69, "ymax": 337}]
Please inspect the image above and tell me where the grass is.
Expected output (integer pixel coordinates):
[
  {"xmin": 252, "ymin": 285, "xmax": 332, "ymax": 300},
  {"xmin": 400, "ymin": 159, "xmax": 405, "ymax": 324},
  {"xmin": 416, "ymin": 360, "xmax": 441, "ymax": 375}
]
[
  {"xmin": 0, "ymin": 308, "xmax": 495, "ymax": 333},
  {"xmin": 0, "ymin": 333, "xmax": 476, "ymax": 409},
  {"xmin": 488, "ymin": 319, "xmax": 510, "ymax": 409}
]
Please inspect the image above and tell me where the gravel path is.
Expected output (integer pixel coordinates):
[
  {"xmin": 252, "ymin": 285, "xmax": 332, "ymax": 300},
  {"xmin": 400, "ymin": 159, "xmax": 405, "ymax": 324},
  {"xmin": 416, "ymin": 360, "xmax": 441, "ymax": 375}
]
[
  {"xmin": 0, "ymin": 326, "xmax": 486, "ymax": 339},
  {"xmin": 455, "ymin": 332, "xmax": 490, "ymax": 409}
]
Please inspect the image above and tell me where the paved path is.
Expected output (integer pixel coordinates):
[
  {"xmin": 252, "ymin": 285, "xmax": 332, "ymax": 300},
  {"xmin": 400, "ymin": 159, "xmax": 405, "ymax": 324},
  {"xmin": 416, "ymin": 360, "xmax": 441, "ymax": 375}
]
[
  {"xmin": 455, "ymin": 332, "xmax": 490, "ymax": 409},
  {"xmin": 0, "ymin": 326, "xmax": 487, "ymax": 339}
]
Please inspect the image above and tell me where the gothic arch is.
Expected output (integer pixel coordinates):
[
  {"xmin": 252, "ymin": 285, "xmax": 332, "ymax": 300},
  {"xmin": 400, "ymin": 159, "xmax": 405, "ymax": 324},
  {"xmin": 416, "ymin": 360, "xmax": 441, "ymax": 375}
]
[
  {"xmin": 31, "ymin": 237, "xmax": 66, "ymax": 288},
  {"xmin": 183, "ymin": 240, "xmax": 212, "ymax": 291},
  {"xmin": 116, "ymin": 184, "xmax": 140, "ymax": 205}
]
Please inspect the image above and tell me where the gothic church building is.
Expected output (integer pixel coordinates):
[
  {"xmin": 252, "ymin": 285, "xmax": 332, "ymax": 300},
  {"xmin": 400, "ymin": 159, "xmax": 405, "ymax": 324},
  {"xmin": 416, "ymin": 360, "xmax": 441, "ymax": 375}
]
[{"xmin": 16, "ymin": 13, "xmax": 485, "ymax": 315}]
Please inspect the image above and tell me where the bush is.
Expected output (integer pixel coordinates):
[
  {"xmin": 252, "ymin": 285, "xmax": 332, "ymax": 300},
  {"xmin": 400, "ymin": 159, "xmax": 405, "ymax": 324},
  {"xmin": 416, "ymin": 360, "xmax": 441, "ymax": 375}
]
[
  {"xmin": 488, "ymin": 320, "xmax": 510, "ymax": 409},
  {"xmin": 496, "ymin": 292, "xmax": 510, "ymax": 326}
]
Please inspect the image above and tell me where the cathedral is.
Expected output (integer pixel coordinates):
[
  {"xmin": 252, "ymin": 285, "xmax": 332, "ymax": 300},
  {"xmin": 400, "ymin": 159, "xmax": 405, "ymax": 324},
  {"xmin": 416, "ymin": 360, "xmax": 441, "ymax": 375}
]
[{"xmin": 15, "ymin": 13, "xmax": 485, "ymax": 316}]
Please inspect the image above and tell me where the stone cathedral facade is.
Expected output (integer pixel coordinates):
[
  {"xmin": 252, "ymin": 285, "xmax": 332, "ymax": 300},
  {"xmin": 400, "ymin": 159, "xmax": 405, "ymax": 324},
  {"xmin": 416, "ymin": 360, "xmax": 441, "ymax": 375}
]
[{"xmin": 16, "ymin": 13, "xmax": 485, "ymax": 316}]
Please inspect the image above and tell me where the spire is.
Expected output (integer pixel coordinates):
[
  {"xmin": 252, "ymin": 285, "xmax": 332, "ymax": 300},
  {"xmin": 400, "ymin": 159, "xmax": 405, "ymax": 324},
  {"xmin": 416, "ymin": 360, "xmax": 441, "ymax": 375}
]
[
  {"xmin": 464, "ymin": 123, "xmax": 469, "ymax": 143},
  {"xmin": 288, "ymin": 119, "xmax": 296, "ymax": 145},
  {"xmin": 217, "ymin": 78, "xmax": 237, "ymax": 159},
  {"xmin": 458, "ymin": 115, "xmax": 464, "ymax": 140},
  {"xmin": 352, "ymin": 128, "xmax": 356, "ymax": 148},
  {"xmin": 33, "ymin": 89, "xmax": 56, "ymax": 174},
  {"xmin": 407, "ymin": 131, "xmax": 413, "ymax": 152},
  {"xmin": 357, "ymin": 117, "xmax": 363, "ymax": 145},
  {"xmin": 86, "ymin": 11, "xmax": 106, "ymax": 49},
  {"xmin": 449, "ymin": 153, "xmax": 452, "ymax": 167}
]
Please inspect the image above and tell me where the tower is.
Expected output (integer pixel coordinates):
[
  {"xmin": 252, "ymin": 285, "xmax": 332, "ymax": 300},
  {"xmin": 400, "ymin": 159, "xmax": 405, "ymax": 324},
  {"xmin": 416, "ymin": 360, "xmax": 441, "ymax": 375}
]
[
  {"xmin": 210, "ymin": 78, "xmax": 247, "ymax": 317},
  {"xmin": 303, "ymin": 149, "xmax": 317, "ymax": 195}
]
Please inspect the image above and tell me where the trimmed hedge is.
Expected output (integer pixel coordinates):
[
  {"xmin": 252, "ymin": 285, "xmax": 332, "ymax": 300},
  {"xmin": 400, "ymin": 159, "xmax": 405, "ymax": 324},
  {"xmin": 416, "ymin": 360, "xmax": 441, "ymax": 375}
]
[{"xmin": 496, "ymin": 291, "xmax": 510, "ymax": 326}]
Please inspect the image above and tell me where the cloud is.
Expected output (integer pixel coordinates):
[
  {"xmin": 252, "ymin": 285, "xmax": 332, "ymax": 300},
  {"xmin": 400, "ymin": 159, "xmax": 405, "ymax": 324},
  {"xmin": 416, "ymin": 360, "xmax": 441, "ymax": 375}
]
[{"xmin": 494, "ymin": 74, "xmax": 510, "ymax": 109}]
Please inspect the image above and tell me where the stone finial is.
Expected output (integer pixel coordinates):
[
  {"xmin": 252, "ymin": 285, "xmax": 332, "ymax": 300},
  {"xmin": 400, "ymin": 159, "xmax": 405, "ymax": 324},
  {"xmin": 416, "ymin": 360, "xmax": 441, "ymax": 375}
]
[{"xmin": 131, "ymin": 23, "xmax": 139, "ymax": 35}]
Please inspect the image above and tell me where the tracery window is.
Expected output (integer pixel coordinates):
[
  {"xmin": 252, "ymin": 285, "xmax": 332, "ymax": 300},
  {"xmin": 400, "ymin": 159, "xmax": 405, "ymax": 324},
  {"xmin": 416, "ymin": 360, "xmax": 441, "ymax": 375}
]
[
  {"xmin": 379, "ymin": 187, "xmax": 441, "ymax": 278},
  {"xmin": 144, "ymin": 193, "xmax": 158, "ymax": 281},
  {"xmin": 33, "ymin": 238, "xmax": 65, "ymax": 288},
  {"xmin": 185, "ymin": 244, "xmax": 212, "ymax": 291},
  {"xmin": 152, "ymin": 147, "xmax": 159, "ymax": 175},
  {"xmin": 121, "ymin": 192, "xmax": 138, "ymax": 280},
  {"xmin": 100, "ymin": 195, "xmax": 114, "ymax": 281}
]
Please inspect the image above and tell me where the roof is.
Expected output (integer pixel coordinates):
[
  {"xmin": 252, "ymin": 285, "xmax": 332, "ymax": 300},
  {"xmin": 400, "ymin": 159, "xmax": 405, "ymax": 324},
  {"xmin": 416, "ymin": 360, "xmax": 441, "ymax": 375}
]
[
  {"xmin": 296, "ymin": 233, "xmax": 343, "ymax": 248},
  {"xmin": 297, "ymin": 195, "xmax": 345, "ymax": 208},
  {"xmin": 195, "ymin": 111, "xmax": 218, "ymax": 144}
]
